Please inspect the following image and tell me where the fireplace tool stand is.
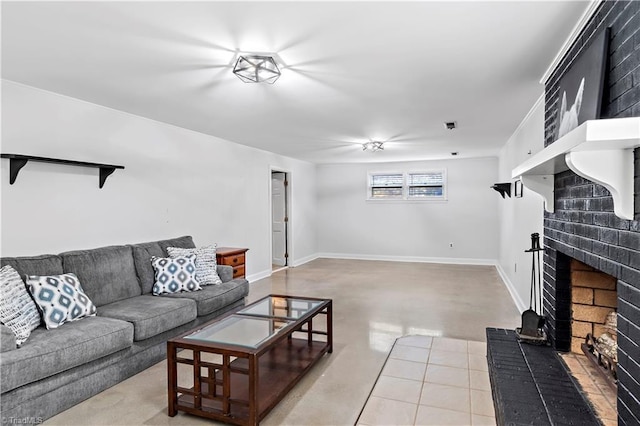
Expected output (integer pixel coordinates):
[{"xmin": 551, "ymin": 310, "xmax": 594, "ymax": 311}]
[{"xmin": 516, "ymin": 233, "xmax": 548, "ymax": 344}]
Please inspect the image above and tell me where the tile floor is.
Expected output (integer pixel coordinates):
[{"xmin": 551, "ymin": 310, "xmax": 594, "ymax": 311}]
[
  {"xmin": 45, "ymin": 259, "xmax": 520, "ymax": 425},
  {"xmin": 358, "ymin": 336, "xmax": 495, "ymax": 426}
]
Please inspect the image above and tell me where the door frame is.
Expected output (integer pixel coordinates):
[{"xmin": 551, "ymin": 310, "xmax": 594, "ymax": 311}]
[{"xmin": 270, "ymin": 166, "xmax": 291, "ymax": 269}]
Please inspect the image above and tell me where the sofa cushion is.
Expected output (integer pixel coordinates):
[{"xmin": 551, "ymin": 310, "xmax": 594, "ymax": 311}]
[
  {"xmin": 151, "ymin": 255, "xmax": 201, "ymax": 295},
  {"xmin": 0, "ymin": 254, "xmax": 63, "ymax": 279},
  {"xmin": 97, "ymin": 295, "xmax": 196, "ymax": 341},
  {"xmin": 164, "ymin": 279, "xmax": 249, "ymax": 316},
  {"xmin": 0, "ymin": 265, "xmax": 41, "ymax": 346},
  {"xmin": 217, "ymin": 265, "xmax": 233, "ymax": 283},
  {"xmin": 1, "ymin": 324, "xmax": 17, "ymax": 352},
  {"xmin": 60, "ymin": 245, "xmax": 141, "ymax": 307},
  {"xmin": 0, "ymin": 316, "xmax": 133, "ymax": 394},
  {"xmin": 130, "ymin": 236, "xmax": 195, "ymax": 295},
  {"xmin": 26, "ymin": 273, "xmax": 97, "ymax": 329}
]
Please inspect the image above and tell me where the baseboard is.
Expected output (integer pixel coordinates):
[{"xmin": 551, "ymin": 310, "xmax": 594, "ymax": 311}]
[
  {"xmin": 495, "ymin": 263, "xmax": 527, "ymax": 313},
  {"xmin": 290, "ymin": 254, "xmax": 319, "ymax": 267},
  {"xmin": 246, "ymin": 255, "xmax": 319, "ymax": 283},
  {"xmin": 246, "ymin": 269, "xmax": 272, "ymax": 283},
  {"xmin": 317, "ymin": 252, "xmax": 497, "ymax": 266}
]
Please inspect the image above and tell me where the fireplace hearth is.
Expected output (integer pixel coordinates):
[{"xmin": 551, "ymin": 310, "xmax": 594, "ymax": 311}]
[{"xmin": 486, "ymin": 328, "xmax": 600, "ymax": 425}]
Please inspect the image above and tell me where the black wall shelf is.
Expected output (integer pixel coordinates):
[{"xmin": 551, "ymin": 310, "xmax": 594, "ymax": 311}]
[
  {"xmin": 491, "ymin": 182, "xmax": 512, "ymax": 198},
  {"xmin": 1, "ymin": 154, "xmax": 124, "ymax": 188}
]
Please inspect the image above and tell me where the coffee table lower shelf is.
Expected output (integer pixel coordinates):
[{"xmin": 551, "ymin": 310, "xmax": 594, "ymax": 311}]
[{"xmin": 173, "ymin": 338, "xmax": 329, "ymax": 425}]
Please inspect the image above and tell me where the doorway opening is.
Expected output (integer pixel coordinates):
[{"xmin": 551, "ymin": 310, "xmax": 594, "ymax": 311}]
[{"xmin": 271, "ymin": 170, "xmax": 289, "ymax": 272}]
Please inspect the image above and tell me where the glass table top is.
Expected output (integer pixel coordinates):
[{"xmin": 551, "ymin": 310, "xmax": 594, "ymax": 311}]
[
  {"xmin": 238, "ymin": 296, "xmax": 324, "ymax": 319},
  {"xmin": 185, "ymin": 315, "xmax": 292, "ymax": 348}
]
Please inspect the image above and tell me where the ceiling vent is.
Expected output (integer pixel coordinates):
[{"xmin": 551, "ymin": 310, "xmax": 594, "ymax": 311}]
[{"xmin": 444, "ymin": 121, "xmax": 457, "ymax": 130}]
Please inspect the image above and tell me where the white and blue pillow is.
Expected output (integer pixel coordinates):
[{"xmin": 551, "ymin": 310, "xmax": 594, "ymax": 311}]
[
  {"xmin": 0, "ymin": 265, "xmax": 42, "ymax": 346},
  {"xmin": 151, "ymin": 255, "xmax": 201, "ymax": 295},
  {"xmin": 167, "ymin": 245, "xmax": 222, "ymax": 286},
  {"xmin": 26, "ymin": 273, "xmax": 97, "ymax": 330}
]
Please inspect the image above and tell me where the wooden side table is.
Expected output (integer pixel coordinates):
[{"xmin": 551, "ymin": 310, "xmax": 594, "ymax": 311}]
[{"xmin": 216, "ymin": 247, "xmax": 248, "ymax": 279}]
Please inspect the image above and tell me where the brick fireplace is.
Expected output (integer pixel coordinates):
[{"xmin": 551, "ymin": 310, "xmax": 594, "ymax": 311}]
[{"xmin": 542, "ymin": 1, "xmax": 640, "ymax": 424}]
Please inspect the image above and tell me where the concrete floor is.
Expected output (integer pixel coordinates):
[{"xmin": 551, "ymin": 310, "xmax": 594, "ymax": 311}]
[{"xmin": 45, "ymin": 258, "xmax": 521, "ymax": 426}]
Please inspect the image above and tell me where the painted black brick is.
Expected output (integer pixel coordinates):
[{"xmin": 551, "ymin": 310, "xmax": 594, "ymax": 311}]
[
  {"xmin": 617, "ymin": 366, "xmax": 640, "ymax": 424},
  {"xmin": 619, "ymin": 231, "xmax": 640, "ymax": 249},
  {"xmin": 628, "ymin": 320, "xmax": 640, "ymax": 350},
  {"xmin": 599, "ymin": 227, "xmax": 620, "ymax": 245},
  {"xmin": 599, "ymin": 257, "xmax": 621, "ymax": 277},
  {"xmin": 609, "ymin": 245, "xmax": 632, "ymax": 264},
  {"xmin": 619, "ymin": 333, "xmax": 640, "ymax": 367},
  {"xmin": 542, "ymin": 2, "xmax": 640, "ymax": 424},
  {"xmin": 486, "ymin": 329, "xmax": 599, "ymax": 425},
  {"xmin": 619, "ymin": 280, "xmax": 640, "ymax": 305},
  {"xmin": 618, "ymin": 313, "xmax": 631, "ymax": 338}
]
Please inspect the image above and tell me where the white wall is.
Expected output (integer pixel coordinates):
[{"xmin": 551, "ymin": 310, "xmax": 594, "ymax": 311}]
[
  {"xmin": 316, "ymin": 157, "xmax": 499, "ymax": 263},
  {"xmin": 0, "ymin": 81, "xmax": 317, "ymax": 281},
  {"xmin": 496, "ymin": 95, "xmax": 545, "ymax": 312}
]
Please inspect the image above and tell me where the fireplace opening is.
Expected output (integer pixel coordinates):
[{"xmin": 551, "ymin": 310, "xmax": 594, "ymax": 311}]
[
  {"xmin": 569, "ymin": 259, "xmax": 618, "ymax": 350},
  {"xmin": 570, "ymin": 259, "xmax": 617, "ymax": 380},
  {"xmin": 564, "ymin": 258, "xmax": 618, "ymax": 424}
]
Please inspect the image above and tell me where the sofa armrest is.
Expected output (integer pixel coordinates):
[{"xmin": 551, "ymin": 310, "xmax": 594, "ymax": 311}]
[
  {"xmin": 1, "ymin": 324, "xmax": 17, "ymax": 352},
  {"xmin": 216, "ymin": 265, "xmax": 233, "ymax": 283}
]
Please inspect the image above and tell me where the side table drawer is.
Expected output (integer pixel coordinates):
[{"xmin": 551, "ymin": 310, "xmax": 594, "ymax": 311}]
[
  {"xmin": 216, "ymin": 247, "xmax": 248, "ymax": 279},
  {"xmin": 220, "ymin": 253, "xmax": 245, "ymax": 267},
  {"xmin": 232, "ymin": 265, "xmax": 245, "ymax": 279}
]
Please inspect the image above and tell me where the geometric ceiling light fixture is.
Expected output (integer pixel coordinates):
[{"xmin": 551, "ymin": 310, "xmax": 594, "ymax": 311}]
[
  {"xmin": 233, "ymin": 55, "xmax": 281, "ymax": 84},
  {"xmin": 362, "ymin": 141, "xmax": 384, "ymax": 152}
]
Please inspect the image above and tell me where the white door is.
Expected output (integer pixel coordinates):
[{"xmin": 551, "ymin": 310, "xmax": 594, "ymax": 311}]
[{"xmin": 272, "ymin": 172, "xmax": 287, "ymax": 266}]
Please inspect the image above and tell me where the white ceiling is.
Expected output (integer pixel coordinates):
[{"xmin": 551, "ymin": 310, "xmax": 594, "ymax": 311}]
[{"xmin": 1, "ymin": 1, "xmax": 590, "ymax": 164}]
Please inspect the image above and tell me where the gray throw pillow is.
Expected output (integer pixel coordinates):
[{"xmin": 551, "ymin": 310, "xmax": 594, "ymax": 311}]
[
  {"xmin": 167, "ymin": 245, "xmax": 222, "ymax": 285},
  {"xmin": 0, "ymin": 265, "xmax": 41, "ymax": 345}
]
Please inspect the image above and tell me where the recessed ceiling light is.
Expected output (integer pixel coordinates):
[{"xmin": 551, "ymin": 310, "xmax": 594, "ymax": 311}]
[{"xmin": 444, "ymin": 121, "xmax": 457, "ymax": 130}]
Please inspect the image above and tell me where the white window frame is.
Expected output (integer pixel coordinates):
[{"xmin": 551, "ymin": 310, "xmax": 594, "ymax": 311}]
[{"xmin": 366, "ymin": 169, "xmax": 447, "ymax": 201}]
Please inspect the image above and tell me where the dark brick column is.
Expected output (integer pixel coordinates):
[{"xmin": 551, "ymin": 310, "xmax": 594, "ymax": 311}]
[{"xmin": 542, "ymin": 1, "xmax": 640, "ymax": 424}]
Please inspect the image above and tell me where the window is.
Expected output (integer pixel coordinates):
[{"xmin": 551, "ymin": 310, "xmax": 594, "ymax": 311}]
[
  {"xmin": 407, "ymin": 172, "xmax": 444, "ymax": 199},
  {"xmin": 369, "ymin": 173, "xmax": 404, "ymax": 200},
  {"xmin": 367, "ymin": 170, "xmax": 446, "ymax": 201}
]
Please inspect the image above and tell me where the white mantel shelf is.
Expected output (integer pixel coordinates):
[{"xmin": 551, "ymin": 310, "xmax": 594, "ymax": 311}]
[{"xmin": 511, "ymin": 117, "xmax": 640, "ymax": 220}]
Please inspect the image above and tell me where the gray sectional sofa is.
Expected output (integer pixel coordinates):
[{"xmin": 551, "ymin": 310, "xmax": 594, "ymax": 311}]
[{"xmin": 0, "ymin": 235, "xmax": 249, "ymax": 422}]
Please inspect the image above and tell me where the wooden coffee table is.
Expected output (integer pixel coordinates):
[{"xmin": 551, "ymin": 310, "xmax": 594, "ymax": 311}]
[{"xmin": 167, "ymin": 295, "xmax": 333, "ymax": 425}]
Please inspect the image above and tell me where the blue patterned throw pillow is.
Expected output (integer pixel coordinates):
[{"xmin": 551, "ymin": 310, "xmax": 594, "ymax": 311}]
[
  {"xmin": 151, "ymin": 255, "xmax": 202, "ymax": 295},
  {"xmin": 26, "ymin": 273, "xmax": 97, "ymax": 330},
  {"xmin": 0, "ymin": 265, "xmax": 42, "ymax": 346}
]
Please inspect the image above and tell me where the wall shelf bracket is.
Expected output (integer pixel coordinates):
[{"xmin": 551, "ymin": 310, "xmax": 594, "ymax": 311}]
[
  {"xmin": 512, "ymin": 117, "xmax": 640, "ymax": 220},
  {"xmin": 8, "ymin": 157, "xmax": 29, "ymax": 185},
  {"xmin": 99, "ymin": 167, "xmax": 117, "ymax": 189},
  {"xmin": 1, "ymin": 154, "xmax": 124, "ymax": 188},
  {"xmin": 520, "ymin": 175, "xmax": 555, "ymax": 213},
  {"xmin": 566, "ymin": 149, "xmax": 634, "ymax": 220}
]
